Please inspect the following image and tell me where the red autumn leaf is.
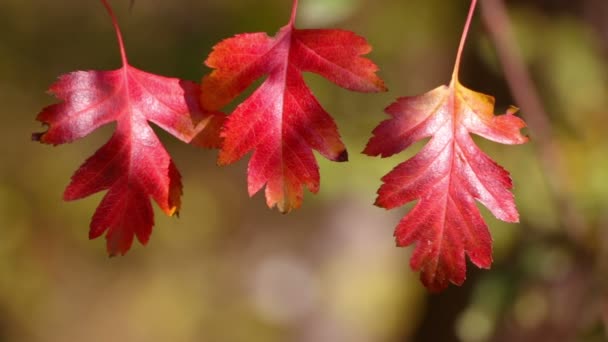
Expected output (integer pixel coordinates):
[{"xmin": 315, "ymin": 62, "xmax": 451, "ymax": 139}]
[
  {"xmin": 33, "ymin": 0, "xmax": 222, "ymax": 256},
  {"xmin": 201, "ymin": 0, "xmax": 386, "ymax": 212},
  {"xmin": 364, "ymin": 0, "xmax": 527, "ymax": 291}
]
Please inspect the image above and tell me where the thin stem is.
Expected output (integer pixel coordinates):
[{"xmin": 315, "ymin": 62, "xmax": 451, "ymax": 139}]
[
  {"xmin": 290, "ymin": 0, "xmax": 299, "ymax": 25},
  {"xmin": 453, "ymin": 0, "xmax": 478, "ymax": 80},
  {"xmin": 480, "ymin": 0, "xmax": 587, "ymax": 242},
  {"xmin": 100, "ymin": 0, "xmax": 128, "ymax": 66}
]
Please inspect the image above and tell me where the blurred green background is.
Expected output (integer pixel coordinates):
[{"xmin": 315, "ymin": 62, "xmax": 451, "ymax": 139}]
[{"xmin": 0, "ymin": 0, "xmax": 607, "ymax": 341}]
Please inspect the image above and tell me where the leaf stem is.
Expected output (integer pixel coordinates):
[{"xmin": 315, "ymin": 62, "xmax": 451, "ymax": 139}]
[
  {"xmin": 453, "ymin": 0, "xmax": 478, "ymax": 80},
  {"xmin": 290, "ymin": 0, "xmax": 299, "ymax": 25},
  {"xmin": 100, "ymin": 0, "xmax": 128, "ymax": 66}
]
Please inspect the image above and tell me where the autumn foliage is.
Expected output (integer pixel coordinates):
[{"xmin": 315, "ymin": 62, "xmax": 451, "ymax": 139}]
[
  {"xmin": 33, "ymin": 0, "xmax": 222, "ymax": 256},
  {"xmin": 201, "ymin": 0, "xmax": 386, "ymax": 212},
  {"xmin": 365, "ymin": 0, "xmax": 527, "ymax": 290},
  {"xmin": 33, "ymin": 0, "xmax": 527, "ymax": 291}
]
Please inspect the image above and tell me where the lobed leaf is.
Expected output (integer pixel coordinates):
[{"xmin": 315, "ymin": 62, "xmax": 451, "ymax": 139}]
[
  {"xmin": 34, "ymin": 0, "xmax": 222, "ymax": 255},
  {"xmin": 201, "ymin": 1, "xmax": 386, "ymax": 212}
]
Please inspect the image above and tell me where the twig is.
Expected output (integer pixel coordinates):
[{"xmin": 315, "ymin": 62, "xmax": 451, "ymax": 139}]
[{"xmin": 479, "ymin": 0, "xmax": 587, "ymax": 243}]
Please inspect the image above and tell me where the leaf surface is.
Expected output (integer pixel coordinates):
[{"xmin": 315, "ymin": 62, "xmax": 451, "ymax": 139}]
[
  {"xmin": 33, "ymin": 0, "xmax": 222, "ymax": 255},
  {"xmin": 364, "ymin": 0, "xmax": 527, "ymax": 291},
  {"xmin": 201, "ymin": 0, "xmax": 386, "ymax": 212}
]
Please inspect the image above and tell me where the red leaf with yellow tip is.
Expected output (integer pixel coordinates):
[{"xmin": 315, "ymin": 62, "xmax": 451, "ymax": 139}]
[
  {"xmin": 364, "ymin": 0, "xmax": 527, "ymax": 291},
  {"xmin": 33, "ymin": 0, "xmax": 222, "ymax": 256},
  {"xmin": 201, "ymin": 0, "xmax": 386, "ymax": 212}
]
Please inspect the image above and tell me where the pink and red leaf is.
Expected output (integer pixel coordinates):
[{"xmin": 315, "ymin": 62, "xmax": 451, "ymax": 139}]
[
  {"xmin": 201, "ymin": 1, "xmax": 386, "ymax": 212},
  {"xmin": 33, "ymin": 0, "xmax": 221, "ymax": 255},
  {"xmin": 364, "ymin": 0, "xmax": 527, "ymax": 291}
]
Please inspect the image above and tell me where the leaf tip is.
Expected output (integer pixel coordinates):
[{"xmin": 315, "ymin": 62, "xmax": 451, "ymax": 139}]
[
  {"xmin": 361, "ymin": 143, "xmax": 379, "ymax": 158},
  {"xmin": 166, "ymin": 206, "xmax": 179, "ymax": 217},
  {"xmin": 376, "ymin": 81, "xmax": 388, "ymax": 93},
  {"xmin": 336, "ymin": 149, "xmax": 349, "ymax": 162},
  {"xmin": 276, "ymin": 202, "xmax": 294, "ymax": 214},
  {"xmin": 31, "ymin": 132, "xmax": 44, "ymax": 142},
  {"xmin": 373, "ymin": 197, "xmax": 383, "ymax": 208}
]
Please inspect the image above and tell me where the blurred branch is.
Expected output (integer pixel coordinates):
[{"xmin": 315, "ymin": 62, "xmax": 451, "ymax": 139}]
[
  {"xmin": 480, "ymin": 0, "xmax": 588, "ymax": 244},
  {"xmin": 584, "ymin": 0, "xmax": 608, "ymax": 54}
]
